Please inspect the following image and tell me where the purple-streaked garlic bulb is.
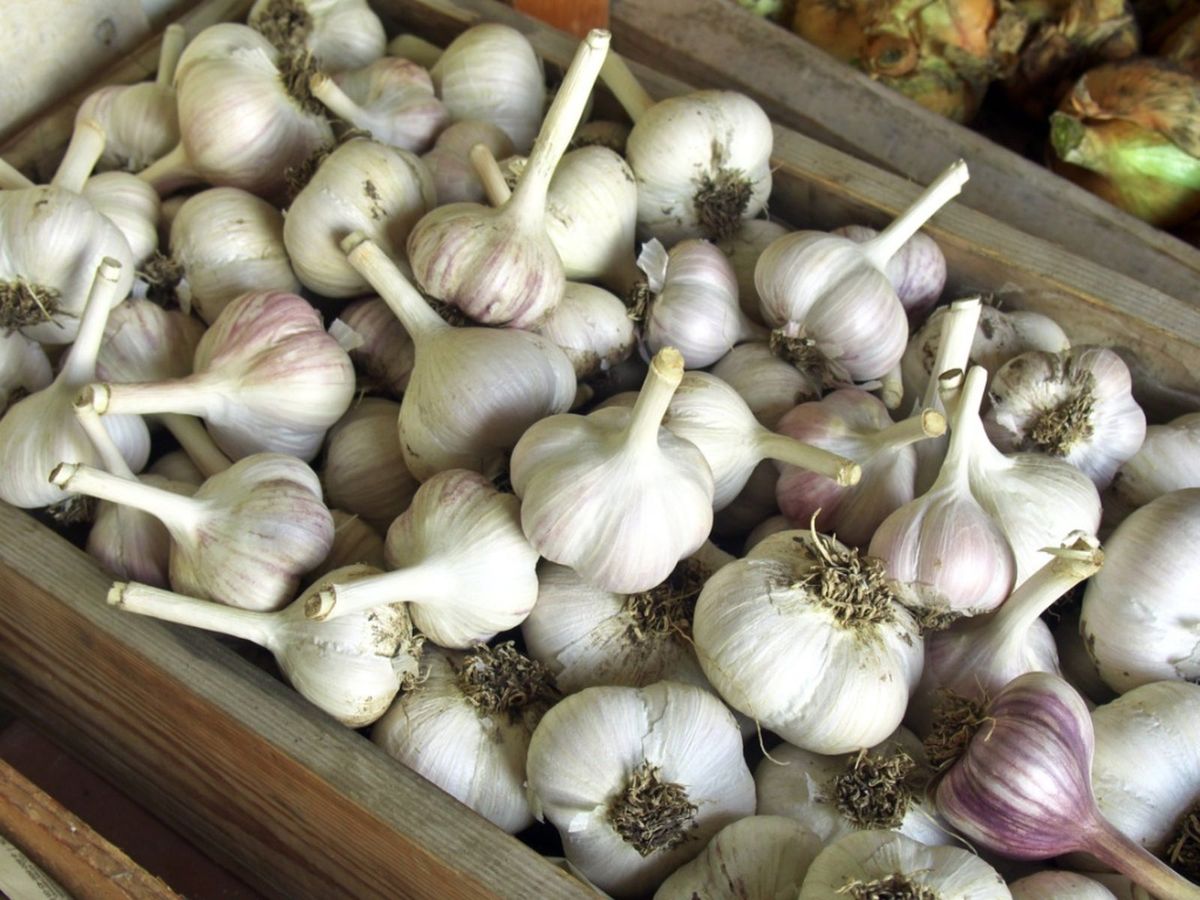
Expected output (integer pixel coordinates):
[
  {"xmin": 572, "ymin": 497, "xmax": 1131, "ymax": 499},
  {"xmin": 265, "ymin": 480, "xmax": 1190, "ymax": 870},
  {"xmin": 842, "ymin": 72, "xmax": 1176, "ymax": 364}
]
[
  {"xmin": 310, "ymin": 58, "xmax": 449, "ymax": 153},
  {"xmin": 776, "ymin": 389, "xmax": 945, "ymax": 549},
  {"xmin": 532, "ymin": 282, "xmax": 636, "ymax": 380},
  {"xmin": 755, "ymin": 160, "xmax": 967, "ymax": 387},
  {"xmin": 332, "ymin": 297, "xmax": 414, "ymax": 397},
  {"xmin": 420, "ymin": 120, "xmax": 515, "ymax": 205},
  {"xmin": 719, "ymin": 219, "xmax": 790, "ymax": 326},
  {"xmin": 321, "ymin": 397, "xmax": 418, "ymax": 533},
  {"xmin": 834, "ymin": 223, "xmax": 947, "ymax": 321},
  {"xmin": 249, "ymin": 0, "xmax": 386, "ymax": 71},
  {"xmin": 985, "ymin": 346, "xmax": 1146, "ymax": 489},
  {"xmin": 710, "ymin": 342, "xmax": 821, "ymax": 429}
]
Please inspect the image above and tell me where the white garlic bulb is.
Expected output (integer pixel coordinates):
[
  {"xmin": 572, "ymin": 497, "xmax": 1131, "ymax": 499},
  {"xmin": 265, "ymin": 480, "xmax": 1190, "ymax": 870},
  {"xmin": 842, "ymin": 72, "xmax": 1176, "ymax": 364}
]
[
  {"xmin": 694, "ymin": 529, "xmax": 923, "ymax": 754},
  {"xmin": 710, "ymin": 341, "xmax": 821, "ymax": 428},
  {"xmin": 321, "ymin": 398, "xmax": 418, "ymax": 533},
  {"xmin": 533, "ymin": 282, "xmax": 636, "ymax": 379},
  {"xmin": 1081, "ymin": 488, "xmax": 1200, "ymax": 691},
  {"xmin": 719, "ymin": 218, "xmax": 790, "ymax": 326},
  {"xmin": 0, "ymin": 330, "xmax": 51, "ymax": 416},
  {"xmin": 654, "ymin": 816, "xmax": 823, "ymax": 900},
  {"xmin": 373, "ymin": 642, "xmax": 558, "ymax": 833},
  {"xmin": 526, "ymin": 681, "xmax": 756, "ymax": 898},
  {"xmin": 95, "ymin": 299, "xmax": 206, "ymax": 385},
  {"xmin": 1109, "ymin": 412, "xmax": 1200, "ymax": 522},
  {"xmin": 430, "ymin": 24, "xmax": 545, "ymax": 154},
  {"xmin": 1010, "ymin": 871, "xmax": 1120, "ymax": 899},
  {"xmin": 511, "ymin": 347, "xmax": 714, "ymax": 594},
  {"xmin": 420, "ymin": 120, "xmax": 515, "ymax": 205},
  {"xmin": 834, "ymin": 223, "xmax": 947, "ymax": 322},
  {"xmin": 310, "ymin": 59, "xmax": 449, "ymax": 153},
  {"xmin": 82, "ymin": 172, "xmax": 161, "ymax": 265},
  {"xmin": 249, "ymin": 0, "xmax": 386, "ymax": 71},
  {"xmin": 284, "ymin": 138, "xmax": 435, "ymax": 298},
  {"xmin": 985, "ymin": 346, "xmax": 1146, "ymax": 489}
]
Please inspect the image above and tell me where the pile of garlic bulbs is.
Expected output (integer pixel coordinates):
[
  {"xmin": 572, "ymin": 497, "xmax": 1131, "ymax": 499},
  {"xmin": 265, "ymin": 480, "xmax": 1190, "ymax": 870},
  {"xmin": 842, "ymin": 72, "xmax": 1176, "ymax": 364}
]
[{"xmin": 3, "ymin": 3, "xmax": 1200, "ymax": 897}]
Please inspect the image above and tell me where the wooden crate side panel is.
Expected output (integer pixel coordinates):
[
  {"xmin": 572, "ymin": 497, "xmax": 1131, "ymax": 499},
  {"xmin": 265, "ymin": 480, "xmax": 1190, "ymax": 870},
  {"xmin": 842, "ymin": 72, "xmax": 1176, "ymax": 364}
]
[{"xmin": 0, "ymin": 505, "xmax": 590, "ymax": 900}]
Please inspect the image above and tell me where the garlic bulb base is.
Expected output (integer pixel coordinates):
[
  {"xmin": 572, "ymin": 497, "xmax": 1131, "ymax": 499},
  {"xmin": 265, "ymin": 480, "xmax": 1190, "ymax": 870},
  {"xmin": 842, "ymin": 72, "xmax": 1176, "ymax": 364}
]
[
  {"xmin": 692, "ymin": 169, "xmax": 755, "ymax": 243},
  {"xmin": 609, "ymin": 762, "xmax": 698, "ymax": 857},
  {"xmin": 0, "ymin": 279, "xmax": 63, "ymax": 333}
]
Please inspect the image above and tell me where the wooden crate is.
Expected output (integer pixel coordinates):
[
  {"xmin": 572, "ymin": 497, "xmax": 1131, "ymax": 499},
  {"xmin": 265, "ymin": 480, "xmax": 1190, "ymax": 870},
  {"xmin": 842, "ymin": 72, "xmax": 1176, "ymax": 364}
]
[
  {"xmin": 1, "ymin": 0, "xmax": 1199, "ymax": 898},
  {"xmin": 607, "ymin": 0, "xmax": 1200, "ymax": 307}
]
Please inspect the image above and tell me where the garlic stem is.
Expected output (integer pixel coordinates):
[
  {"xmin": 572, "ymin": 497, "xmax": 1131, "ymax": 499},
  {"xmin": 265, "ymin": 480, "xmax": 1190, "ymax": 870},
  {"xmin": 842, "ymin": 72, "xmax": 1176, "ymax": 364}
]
[
  {"xmin": 625, "ymin": 347, "xmax": 684, "ymax": 450},
  {"xmin": 879, "ymin": 363, "xmax": 903, "ymax": 409},
  {"xmin": 0, "ymin": 156, "xmax": 33, "ymax": 190},
  {"xmin": 1087, "ymin": 817, "xmax": 1200, "ymax": 900},
  {"xmin": 599, "ymin": 51, "xmax": 655, "ymax": 122},
  {"xmin": 505, "ymin": 29, "xmax": 610, "ymax": 226},
  {"xmin": 52, "ymin": 118, "xmax": 106, "ymax": 193},
  {"xmin": 937, "ymin": 368, "xmax": 966, "ymax": 418},
  {"xmin": 88, "ymin": 378, "xmax": 218, "ymax": 421},
  {"xmin": 469, "ymin": 143, "xmax": 512, "ymax": 206},
  {"xmin": 755, "ymin": 432, "xmax": 861, "ymax": 486},
  {"xmin": 61, "ymin": 258, "xmax": 124, "ymax": 386},
  {"xmin": 74, "ymin": 388, "xmax": 135, "ymax": 478},
  {"xmin": 388, "ymin": 34, "xmax": 442, "ymax": 68},
  {"xmin": 159, "ymin": 413, "xmax": 232, "ymax": 477},
  {"xmin": 341, "ymin": 233, "xmax": 447, "ymax": 342},
  {"xmin": 309, "ymin": 73, "xmax": 369, "ymax": 131},
  {"xmin": 867, "ymin": 409, "xmax": 947, "ymax": 451},
  {"xmin": 156, "ymin": 23, "xmax": 186, "ymax": 88},
  {"xmin": 922, "ymin": 296, "xmax": 982, "ymax": 410},
  {"xmin": 863, "ymin": 160, "xmax": 968, "ymax": 272},
  {"xmin": 936, "ymin": 366, "xmax": 987, "ymax": 488},
  {"xmin": 138, "ymin": 143, "xmax": 202, "ymax": 196},
  {"xmin": 306, "ymin": 563, "xmax": 446, "ymax": 621},
  {"xmin": 108, "ymin": 581, "xmax": 274, "ymax": 646},
  {"xmin": 50, "ymin": 462, "xmax": 203, "ymax": 532}
]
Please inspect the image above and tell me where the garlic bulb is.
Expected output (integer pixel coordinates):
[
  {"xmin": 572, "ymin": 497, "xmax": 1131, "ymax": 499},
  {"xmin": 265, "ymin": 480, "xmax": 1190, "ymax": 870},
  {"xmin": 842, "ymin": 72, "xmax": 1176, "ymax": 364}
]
[
  {"xmin": 1010, "ymin": 872, "xmax": 1120, "ymax": 899},
  {"xmin": 1108, "ymin": 412, "xmax": 1200, "ymax": 520},
  {"xmin": 420, "ymin": 120, "xmax": 514, "ymax": 205},
  {"xmin": 571, "ymin": 119, "xmax": 630, "ymax": 154},
  {"xmin": 756, "ymin": 728, "xmax": 955, "ymax": 847},
  {"xmin": 430, "ymin": 24, "xmax": 545, "ymax": 153},
  {"xmin": 306, "ymin": 509, "xmax": 386, "ymax": 580},
  {"xmin": 654, "ymin": 816, "xmax": 823, "ymax": 900},
  {"xmin": 140, "ymin": 23, "xmax": 333, "ymax": 202},
  {"xmin": 636, "ymin": 238, "xmax": 767, "ymax": 369},
  {"xmin": 0, "ymin": 259, "xmax": 149, "ymax": 510},
  {"xmin": 511, "ymin": 347, "xmax": 714, "ymax": 594},
  {"xmin": 56, "ymin": 451, "xmax": 333, "ymax": 612},
  {"xmin": 284, "ymin": 138, "xmax": 435, "ymax": 298},
  {"xmin": 756, "ymin": 160, "xmax": 968, "ymax": 386},
  {"xmin": 308, "ymin": 469, "xmax": 538, "ymax": 648},
  {"xmin": 310, "ymin": 59, "xmax": 449, "ymax": 153},
  {"xmin": 77, "ymin": 25, "xmax": 185, "ymax": 173},
  {"xmin": 798, "ymin": 830, "xmax": 1011, "ymax": 899},
  {"xmin": 526, "ymin": 681, "xmax": 756, "ymax": 898},
  {"xmin": 250, "ymin": 0, "xmax": 385, "ymax": 71},
  {"xmin": 776, "ymin": 390, "xmax": 946, "ymax": 548},
  {"xmin": 710, "ymin": 342, "xmax": 820, "ymax": 428},
  {"xmin": 95, "ymin": 299, "xmax": 206, "ymax": 385},
  {"xmin": 694, "ymin": 529, "xmax": 923, "ymax": 754},
  {"xmin": 712, "ymin": 458, "xmax": 782, "ymax": 539},
  {"xmin": 985, "ymin": 346, "xmax": 1146, "ymax": 489},
  {"xmin": 147, "ymin": 449, "xmax": 205, "ymax": 487},
  {"xmin": 108, "ymin": 567, "xmax": 418, "ymax": 727},
  {"xmin": 321, "ymin": 398, "xmax": 418, "ymax": 533},
  {"xmin": 342, "ymin": 234, "xmax": 575, "ymax": 481},
  {"xmin": 0, "ymin": 330, "xmax": 51, "ymax": 415},
  {"xmin": 373, "ymin": 642, "xmax": 558, "ymax": 833},
  {"xmin": 1081, "ymin": 488, "xmax": 1200, "ymax": 691},
  {"xmin": 521, "ymin": 543, "xmax": 734, "ymax": 693},
  {"xmin": 532, "ymin": 281, "xmax": 636, "ymax": 379},
  {"xmin": 408, "ymin": 30, "xmax": 608, "ymax": 328},
  {"xmin": 142, "ymin": 187, "xmax": 299, "ymax": 324},
  {"xmin": 0, "ymin": 121, "xmax": 135, "ymax": 344},
  {"xmin": 82, "ymin": 172, "xmax": 161, "ymax": 265},
  {"xmin": 333, "ymin": 297, "xmax": 414, "ymax": 397},
  {"xmin": 833, "ymin": 223, "xmax": 947, "ymax": 321},
  {"xmin": 719, "ymin": 218, "xmax": 790, "ymax": 326},
  {"xmin": 90, "ymin": 290, "xmax": 356, "ymax": 462}
]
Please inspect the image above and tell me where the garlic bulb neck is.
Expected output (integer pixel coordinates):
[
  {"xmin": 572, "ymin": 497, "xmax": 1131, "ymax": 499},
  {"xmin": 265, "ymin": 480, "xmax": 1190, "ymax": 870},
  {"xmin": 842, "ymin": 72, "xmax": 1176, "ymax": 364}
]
[
  {"xmin": 74, "ymin": 392, "xmax": 135, "ymax": 478},
  {"xmin": 599, "ymin": 51, "xmax": 655, "ymax": 121},
  {"xmin": 52, "ymin": 119, "xmax": 107, "ymax": 194},
  {"xmin": 626, "ymin": 347, "xmax": 684, "ymax": 449},
  {"xmin": 833, "ymin": 747, "xmax": 921, "ymax": 831},
  {"xmin": 109, "ymin": 580, "xmax": 273, "ymax": 645},
  {"xmin": 342, "ymin": 232, "xmax": 445, "ymax": 340},
  {"xmin": 865, "ymin": 161, "xmax": 968, "ymax": 270},
  {"xmin": 608, "ymin": 761, "xmax": 698, "ymax": 857},
  {"xmin": 457, "ymin": 641, "xmax": 560, "ymax": 725}
]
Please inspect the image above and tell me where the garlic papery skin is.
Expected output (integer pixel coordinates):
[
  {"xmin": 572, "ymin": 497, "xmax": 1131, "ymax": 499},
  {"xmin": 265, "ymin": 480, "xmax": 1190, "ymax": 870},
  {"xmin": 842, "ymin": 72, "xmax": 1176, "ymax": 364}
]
[
  {"xmin": 834, "ymin": 223, "xmax": 947, "ymax": 322},
  {"xmin": 710, "ymin": 341, "xmax": 821, "ymax": 429},
  {"xmin": 321, "ymin": 397, "xmax": 418, "ymax": 533},
  {"xmin": 520, "ymin": 543, "xmax": 734, "ymax": 694},
  {"xmin": 310, "ymin": 59, "xmax": 449, "ymax": 153},
  {"xmin": 526, "ymin": 681, "xmax": 755, "ymax": 898},
  {"xmin": 77, "ymin": 25, "xmax": 185, "ymax": 173},
  {"xmin": 343, "ymin": 234, "xmax": 576, "ymax": 481},
  {"xmin": 1109, "ymin": 413, "xmax": 1200, "ymax": 520},
  {"xmin": 54, "ymin": 452, "xmax": 334, "ymax": 612},
  {"xmin": 694, "ymin": 529, "xmax": 923, "ymax": 754},
  {"xmin": 0, "ymin": 259, "xmax": 150, "ymax": 510},
  {"xmin": 284, "ymin": 138, "xmax": 434, "ymax": 298},
  {"xmin": 637, "ymin": 238, "xmax": 767, "ymax": 369},
  {"xmin": 654, "ymin": 816, "xmax": 823, "ymax": 900},
  {"xmin": 985, "ymin": 346, "xmax": 1146, "ymax": 490},
  {"xmin": 532, "ymin": 281, "xmax": 636, "ymax": 379},
  {"xmin": 1081, "ymin": 489, "xmax": 1200, "ymax": 692},
  {"xmin": 140, "ymin": 24, "xmax": 333, "ymax": 203},
  {"xmin": 909, "ymin": 533, "xmax": 1104, "ymax": 732},
  {"xmin": 95, "ymin": 299, "xmax": 206, "ymax": 385},
  {"xmin": 308, "ymin": 469, "xmax": 538, "ymax": 648},
  {"xmin": 249, "ymin": 0, "xmax": 385, "ymax": 71},
  {"xmin": 429, "ymin": 24, "xmax": 545, "ymax": 154},
  {"xmin": 1010, "ymin": 871, "xmax": 1120, "ymax": 899},
  {"xmin": 82, "ymin": 172, "xmax": 161, "ymax": 265},
  {"xmin": 91, "ymin": 290, "xmax": 356, "ymax": 462},
  {"xmin": 719, "ymin": 218, "xmax": 790, "ymax": 326},
  {"xmin": 934, "ymin": 672, "xmax": 1200, "ymax": 900},
  {"xmin": 153, "ymin": 187, "xmax": 300, "ymax": 324},
  {"xmin": 511, "ymin": 347, "xmax": 714, "ymax": 594},
  {"xmin": 0, "ymin": 330, "xmax": 52, "ymax": 415},
  {"xmin": 373, "ymin": 642, "xmax": 558, "ymax": 833},
  {"xmin": 870, "ymin": 368, "xmax": 1016, "ymax": 617},
  {"xmin": 408, "ymin": 30, "xmax": 609, "ymax": 328},
  {"xmin": 798, "ymin": 830, "xmax": 1011, "ymax": 899},
  {"xmin": 756, "ymin": 727, "xmax": 956, "ymax": 847},
  {"xmin": 108, "ymin": 567, "xmax": 419, "ymax": 727},
  {"xmin": 756, "ymin": 160, "xmax": 968, "ymax": 386},
  {"xmin": 776, "ymin": 390, "xmax": 945, "ymax": 548},
  {"xmin": 420, "ymin": 120, "xmax": 514, "ymax": 205},
  {"xmin": 333, "ymin": 297, "xmax": 414, "ymax": 397}
]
